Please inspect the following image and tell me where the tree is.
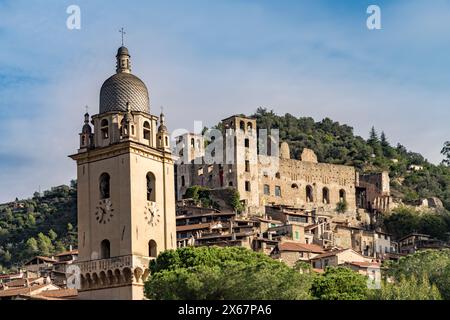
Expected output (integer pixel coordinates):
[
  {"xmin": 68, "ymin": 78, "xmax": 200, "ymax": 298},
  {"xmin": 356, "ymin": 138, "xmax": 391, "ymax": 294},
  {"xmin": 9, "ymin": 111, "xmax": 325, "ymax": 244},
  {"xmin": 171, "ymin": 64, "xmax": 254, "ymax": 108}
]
[
  {"xmin": 385, "ymin": 249, "xmax": 450, "ymax": 299},
  {"xmin": 48, "ymin": 229, "xmax": 58, "ymax": 241},
  {"xmin": 442, "ymin": 141, "xmax": 450, "ymax": 166},
  {"xmin": 37, "ymin": 232, "xmax": 54, "ymax": 256},
  {"xmin": 25, "ymin": 237, "xmax": 39, "ymax": 256},
  {"xmin": 336, "ymin": 200, "xmax": 348, "ymax": 214},
  {"xmin": 311, "ymin": 267, "xmax": 368, "ymax": 300},
  {"xmin": 369, "ymin": 274, "xmax": 441, "ymax": 300},
  {"xmin": 145, "ymin": 246, "xmax": 313, "ymax": 300}
]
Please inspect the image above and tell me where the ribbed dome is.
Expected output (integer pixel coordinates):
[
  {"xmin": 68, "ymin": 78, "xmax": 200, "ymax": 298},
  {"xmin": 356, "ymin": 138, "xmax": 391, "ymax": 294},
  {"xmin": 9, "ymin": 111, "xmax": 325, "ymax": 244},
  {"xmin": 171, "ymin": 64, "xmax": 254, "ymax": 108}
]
[{"xmin": 99, "ymin": 72, "xmax": 150, "ymax": 114}]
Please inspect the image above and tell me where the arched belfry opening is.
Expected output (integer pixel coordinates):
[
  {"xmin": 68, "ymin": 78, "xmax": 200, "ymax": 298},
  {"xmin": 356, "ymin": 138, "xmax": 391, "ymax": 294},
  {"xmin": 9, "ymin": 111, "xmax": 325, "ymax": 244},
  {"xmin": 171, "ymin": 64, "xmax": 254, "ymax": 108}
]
[
  {"xmin": 148, "ymin": 240, "xmax": 157, "ymax": 258},
  {"xmin": 99, "ymin": 173, "xmax": 110, "ymax": 199},
  {"xmin": 146, "ymin": 172, "xmax": 156, "ymax": 202},
  {"xmin": 101, "ymin": 239, "xmax": 111, "ymax": 259}
]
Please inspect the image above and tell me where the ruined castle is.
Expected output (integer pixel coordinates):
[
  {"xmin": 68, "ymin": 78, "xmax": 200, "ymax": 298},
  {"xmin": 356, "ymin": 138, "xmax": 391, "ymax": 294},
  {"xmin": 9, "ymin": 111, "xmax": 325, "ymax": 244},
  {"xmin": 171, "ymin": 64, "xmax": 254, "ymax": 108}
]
[{"xmin": 175, "ymin": 115, "xmax": 390, "ymax": 225}]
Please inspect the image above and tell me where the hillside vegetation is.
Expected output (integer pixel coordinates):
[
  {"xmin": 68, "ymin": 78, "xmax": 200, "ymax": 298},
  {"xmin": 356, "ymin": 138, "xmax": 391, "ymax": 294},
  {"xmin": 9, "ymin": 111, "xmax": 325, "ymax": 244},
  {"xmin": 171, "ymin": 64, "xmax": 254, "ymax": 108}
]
[
  {"xmin": 252, "ymin": 108, "xmax": 450, "ymax": 210},
  {"xmin": 0, "ymin": 183, "xmax": 77, "ymax": 272}
]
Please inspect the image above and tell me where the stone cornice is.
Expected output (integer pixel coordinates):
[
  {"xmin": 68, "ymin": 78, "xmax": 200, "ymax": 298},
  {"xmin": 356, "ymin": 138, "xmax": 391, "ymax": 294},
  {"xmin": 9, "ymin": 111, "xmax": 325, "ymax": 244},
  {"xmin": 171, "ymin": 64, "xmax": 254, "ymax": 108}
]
[{"xmin": 69, "ymin": 141, "xmax": 174, "ymax": 165}]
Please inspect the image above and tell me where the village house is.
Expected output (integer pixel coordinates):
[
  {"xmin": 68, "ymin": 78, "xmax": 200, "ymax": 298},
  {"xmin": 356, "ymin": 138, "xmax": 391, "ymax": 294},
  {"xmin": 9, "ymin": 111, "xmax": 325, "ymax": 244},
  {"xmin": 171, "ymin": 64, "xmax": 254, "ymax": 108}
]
[
  {"xmin": 310, "ymin": 248, "xmax": 372, "ymax": 269},
  {"xmin": 270, "ymin": 241, "xmax": 324, "ymax": 267}
]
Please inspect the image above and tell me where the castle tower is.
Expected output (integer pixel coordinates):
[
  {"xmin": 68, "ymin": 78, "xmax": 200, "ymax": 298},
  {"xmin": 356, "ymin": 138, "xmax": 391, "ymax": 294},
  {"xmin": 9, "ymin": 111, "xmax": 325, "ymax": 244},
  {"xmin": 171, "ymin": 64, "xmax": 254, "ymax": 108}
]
[
  {"xmin": 221, "ymin": 115, "xmax": 260, "ymax": 213},
  {"xmin": 70, "ymin": 45, "xmax": 176, "ymax": 300}
]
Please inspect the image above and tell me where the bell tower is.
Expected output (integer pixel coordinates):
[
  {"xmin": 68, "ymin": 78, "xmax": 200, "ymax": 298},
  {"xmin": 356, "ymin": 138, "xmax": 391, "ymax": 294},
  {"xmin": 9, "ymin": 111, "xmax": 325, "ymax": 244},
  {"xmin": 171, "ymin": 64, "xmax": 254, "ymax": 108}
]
[{"xmin": 70, "ymin": 45, "xmax": 176, "ymax": 300}]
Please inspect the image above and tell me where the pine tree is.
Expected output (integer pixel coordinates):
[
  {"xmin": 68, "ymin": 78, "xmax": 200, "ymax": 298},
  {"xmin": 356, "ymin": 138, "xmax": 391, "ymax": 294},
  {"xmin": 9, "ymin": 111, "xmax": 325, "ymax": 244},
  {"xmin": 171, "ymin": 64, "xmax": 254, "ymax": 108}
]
[{"xmin": 442, "ymin": 141, "xmax": 450, "ymax": 166}]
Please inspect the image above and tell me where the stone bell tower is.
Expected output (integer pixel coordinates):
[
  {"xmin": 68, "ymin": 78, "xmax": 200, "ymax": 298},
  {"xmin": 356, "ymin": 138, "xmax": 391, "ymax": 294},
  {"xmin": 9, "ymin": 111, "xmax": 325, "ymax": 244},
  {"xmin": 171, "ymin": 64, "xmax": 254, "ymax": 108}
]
[{"xmin": 69, "ymin": 45, "xmax": 176, "ymax": 300}]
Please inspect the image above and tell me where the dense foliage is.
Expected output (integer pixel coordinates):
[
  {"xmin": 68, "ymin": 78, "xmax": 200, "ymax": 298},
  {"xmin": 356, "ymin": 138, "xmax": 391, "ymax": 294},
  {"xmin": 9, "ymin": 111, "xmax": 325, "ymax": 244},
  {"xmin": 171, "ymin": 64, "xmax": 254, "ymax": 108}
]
[
  {"xmin": 252, "ymin": 108, "xmax": 450, "ymax": 211},
  {"xmin": 383, "ymin": 207, "xmax": 450, "ymax": 241},
  {"xmin": 183, "ymin": 186, "xmax": 245, "ymax": 213},
  {"xmin": 311, "ymin": 267, "xmax": 368, "ymax": 300},
  {"xmin": 368, "ymin": 274, "xmax": 442, "ymax": 300},
  {"xmin": 384, "ymin": 249, "xmax": 450, "ymax": 299},
  {"xmin": 145, "ymin": 246, "xmax": 313, "ymax": 300},
  {"xmin": 0, "ymin": 184, "xmax": 77, "ymax": 271}
]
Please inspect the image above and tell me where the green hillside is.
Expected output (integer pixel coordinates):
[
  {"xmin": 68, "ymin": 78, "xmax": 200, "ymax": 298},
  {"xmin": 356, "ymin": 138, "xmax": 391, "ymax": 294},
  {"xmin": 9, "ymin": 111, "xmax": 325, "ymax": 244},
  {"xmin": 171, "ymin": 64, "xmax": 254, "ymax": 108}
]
[{"xmin": 0, "ymin": 183, "xmax": 77, "ymax": 272}]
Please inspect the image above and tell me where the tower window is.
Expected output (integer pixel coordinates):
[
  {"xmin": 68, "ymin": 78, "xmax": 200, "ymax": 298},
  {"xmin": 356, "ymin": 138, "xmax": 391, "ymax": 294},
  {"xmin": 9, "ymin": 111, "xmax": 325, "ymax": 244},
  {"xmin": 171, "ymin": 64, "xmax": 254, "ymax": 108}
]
[
  {"xmin": 148, "ymin": 240, "xmax": 157, "ymax": 258},
  {"xmin": 339, "ymin": 189, "xmax": 346, "ymax": 202},
  {"xmin": 275, "ymin": 186, "xmax": 281, "ymax": 197},
  {"xmin": 245, "ymin": 181, "xmax": 251, "ymax": 192},
  {"xmin": 191, "ymin": 138, "xmax": 195, "ymax": 148},
  {"xmin": 240, "ymin": 121, "xmax": 245, "ymax": 131},
  {"xmin": 306, "ymin": 185, "xmax": 314, "ymax": 203},
  {"xmin": 245, "ymin": 139, "xmax": 250, "ymax": 148},
  {"xmin": 101, "ymin": 119, "xmax": 109, "ymax": 139},
  {"xmin": 323, "ymin": 187, "xmax": 330, "ymax": 204},
  {"xmin": 264, "ymin": 184, "xmax": 270, "ymax": 195},
  {"xmin": 245, "ymin": 160, "xmax": 250, "ymax": 172},
  {"xmin": 100, "ymin": 239, "xmax": 110, "ymax": 259},
  {"xmin": 228, "ymin": 181, "xmax": 233, "ymax": 187},
  {"xmin": 143, "ymin": 121, "xmax": 151, "ymax": 140},
  {"xmin": 165, "ymin": 136, "xmax": 169, "ymax": 146},
  {"xmin": 181, "ymin": 176, "xmax": 185, "ymax": 187},
  {"xmin": 99, "ymin": 173, "xmax": 110, "ymax": 199},
  {"xmin": 146, "ymin": 172, "xmax": 156, "ymax": 202}
]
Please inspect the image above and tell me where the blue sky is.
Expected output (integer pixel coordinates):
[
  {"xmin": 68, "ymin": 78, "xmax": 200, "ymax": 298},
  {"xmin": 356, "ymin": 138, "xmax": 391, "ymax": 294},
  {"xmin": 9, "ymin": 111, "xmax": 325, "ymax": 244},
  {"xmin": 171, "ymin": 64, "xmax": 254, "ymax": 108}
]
[{"xmin": 0, "ymin": 0, "xmax": 449, "ymax": 202}]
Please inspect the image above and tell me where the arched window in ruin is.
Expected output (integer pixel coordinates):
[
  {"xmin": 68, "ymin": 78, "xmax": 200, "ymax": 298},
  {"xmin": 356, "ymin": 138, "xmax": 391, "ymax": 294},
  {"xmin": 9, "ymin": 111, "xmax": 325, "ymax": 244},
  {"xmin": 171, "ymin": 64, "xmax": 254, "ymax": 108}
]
[
  {"xmin": 181, "ymin": 176, "xmax": 185, "ymax": 187},
  {"xmin": 339, "ymin": 189, "xmax": 346, "ymax": 202},
  {"xmin": 143, "ymin": 121, "xmax": 151, "ymax": 141},
  {"xmin": 291, "ymin": 183, "xmax": 299, "ymax": 189},
  {"xmin": 240, "ymin": 121, "xmax": 245, "ymax": 131},
  {"xmin": 148, "ymin": 240, "xmax": 157, "ymax": 258},
  {"xmin": 244, "ymin": 138, "xmax": 250, "ymax": 148},
  {"xmin": 146, "ymin": 172, "xmax": 156, "ymax": 202},
  {"xmin": 101, "ymin": 119, "xmax": 109, "ymax": 139},
  {"xmin": 190, "ymin": 138, "xmax": 195, "ymax": 148},
  {"xmin": 306, "ymin": 185, "xmax": 314, "ymax": 203},
  {"xmin": 247, "ymin": 122, "xmax": 253, "ymax": 132},
  {"xmin": 100, "ymin": 239, "xmax": 110, "ymax": 259},
  {"xmin": 322, "ymin": 187, "xmax": 330, "ymax": 204},
  {"xmin": 99, "ymin": 173, "xmax": 110, "ymax": 199}
]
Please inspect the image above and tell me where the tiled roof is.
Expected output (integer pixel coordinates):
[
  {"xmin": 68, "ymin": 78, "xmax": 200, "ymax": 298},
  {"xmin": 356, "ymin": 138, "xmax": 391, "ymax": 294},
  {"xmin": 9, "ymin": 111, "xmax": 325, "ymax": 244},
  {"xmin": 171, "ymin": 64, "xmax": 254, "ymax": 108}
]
[
  {"xmin": 0, "ymin": 284, "xmax": 55, "ymax": 298},
  {"xmin": 39, "ymin": 288, "xmax": 78, "ymax": 298},
  {"xmin": 347, "ymin": 261, "xmax": 381, "ymax": 268},
  {"xmin": 310, "ymin": 249, "xmax": 349, "ymax": 260},
  {"xmin": 55, "ymin": 250, "xmax": 79, "ymax": 257},
  {"xmin": 278, "ymin": 242, "xmax": 324, "ymax": 253}
]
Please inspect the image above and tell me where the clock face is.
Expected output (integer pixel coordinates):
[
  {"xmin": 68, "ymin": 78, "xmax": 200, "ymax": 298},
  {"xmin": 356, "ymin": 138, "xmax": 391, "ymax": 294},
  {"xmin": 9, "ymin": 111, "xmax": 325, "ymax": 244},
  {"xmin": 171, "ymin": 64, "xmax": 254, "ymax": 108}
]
[
  {"xmin": 95, "ymin": 199, "xmax": 114, "ymax": 224},
  {"xmin": 144, "ymin": 202, "xmax": 161, "ymax": 227}
]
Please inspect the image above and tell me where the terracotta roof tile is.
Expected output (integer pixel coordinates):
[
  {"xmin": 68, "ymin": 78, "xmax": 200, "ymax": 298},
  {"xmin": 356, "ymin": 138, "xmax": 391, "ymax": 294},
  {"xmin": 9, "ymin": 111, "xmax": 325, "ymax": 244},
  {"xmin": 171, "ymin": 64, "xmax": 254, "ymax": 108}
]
[{"xmin": 278, "ymin": 242, "xmax": 324, "ymax": 253}]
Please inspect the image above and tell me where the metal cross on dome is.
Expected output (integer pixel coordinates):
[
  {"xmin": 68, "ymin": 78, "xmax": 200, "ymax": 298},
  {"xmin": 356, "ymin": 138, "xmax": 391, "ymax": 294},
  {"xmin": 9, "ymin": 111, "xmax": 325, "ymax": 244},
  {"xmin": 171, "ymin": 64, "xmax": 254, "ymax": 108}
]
[{"xmin": 119, "ymin": 28, "xmax": 126, "ymax": 46}]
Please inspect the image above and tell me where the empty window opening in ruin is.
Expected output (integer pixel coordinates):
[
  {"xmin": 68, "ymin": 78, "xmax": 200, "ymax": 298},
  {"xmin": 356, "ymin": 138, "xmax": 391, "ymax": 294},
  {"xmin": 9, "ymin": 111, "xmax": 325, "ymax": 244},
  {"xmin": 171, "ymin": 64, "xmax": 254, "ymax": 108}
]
[
  {"xmin": 306, "ymin": 185, "xmax": 314, "ymax": 203},
  {"xmin": 275, "ymin": 186, "xmax": 281, "ymax": 197}
]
